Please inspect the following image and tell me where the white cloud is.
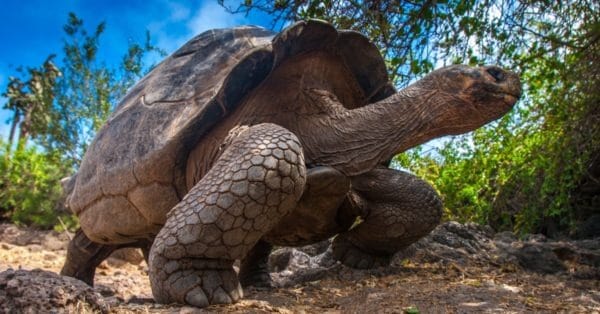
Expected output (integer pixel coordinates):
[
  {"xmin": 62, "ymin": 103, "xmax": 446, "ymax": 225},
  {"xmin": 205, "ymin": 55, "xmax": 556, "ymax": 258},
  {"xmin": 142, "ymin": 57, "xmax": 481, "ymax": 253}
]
[
  {"xmin": 153, "ymin": 29, "xmax": 188, "ymax": 55},
  {"xmin": 186, "ymin": 2, "xmax": 243, "ymax": 35},
  {"xmin": 151, "ymin": 2, "xmax": 246, "ymax": 56},
  {"xmin": 168, "ymin": 2, "xmax": 191, "ymax": 22}
]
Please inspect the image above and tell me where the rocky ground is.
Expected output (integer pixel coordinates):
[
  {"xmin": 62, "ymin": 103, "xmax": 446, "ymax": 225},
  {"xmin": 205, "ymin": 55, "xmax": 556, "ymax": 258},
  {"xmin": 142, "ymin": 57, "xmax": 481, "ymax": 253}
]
[{"xmin": 0, "ymin": 222, "xmax": 599, "ymax": 313}]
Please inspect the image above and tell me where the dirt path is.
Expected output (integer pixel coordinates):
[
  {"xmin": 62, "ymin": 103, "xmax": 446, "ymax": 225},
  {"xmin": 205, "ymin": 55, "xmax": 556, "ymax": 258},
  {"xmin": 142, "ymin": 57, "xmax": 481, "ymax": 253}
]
[{"xmin": 0, "ymin": 223, "xmax": 598, "ymax": 313}]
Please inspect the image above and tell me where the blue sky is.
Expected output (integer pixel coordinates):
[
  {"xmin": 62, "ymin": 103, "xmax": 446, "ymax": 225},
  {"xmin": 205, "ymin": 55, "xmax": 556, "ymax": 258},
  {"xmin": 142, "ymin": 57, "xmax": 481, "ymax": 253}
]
[{"xmin": 0, "ymin": 0, "xmax": 273, "ymax": 137}]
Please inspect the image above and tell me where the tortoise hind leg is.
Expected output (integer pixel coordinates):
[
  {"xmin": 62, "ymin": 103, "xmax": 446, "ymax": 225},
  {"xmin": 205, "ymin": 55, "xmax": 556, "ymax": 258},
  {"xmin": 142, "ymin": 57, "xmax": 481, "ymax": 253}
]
[
  {"xmin": 148, "ymin": 123, "xmax": 306, "ymax": 307},
  {"xmin": 61, "ymin": 228, "xmax": 151, "ymax": 285},
  {"xmin": 333, "ymin": 168, "xmax": 442, "ymax": 268},
  {"xmin": 61, "ymin": 228, "xmax": 117, "ymax": 285}
]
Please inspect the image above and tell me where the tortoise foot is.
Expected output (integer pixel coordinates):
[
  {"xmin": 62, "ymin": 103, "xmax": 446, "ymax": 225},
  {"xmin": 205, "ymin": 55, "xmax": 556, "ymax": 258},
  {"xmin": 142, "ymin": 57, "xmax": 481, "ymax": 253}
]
[
  {"xmin": 332, "ymin": 234, "xmax": 391, "ymax": 269},
  {"xmin": 185, "ymin": 268, "xmax": 242, "ymax": 307},
  {"xmin": 150, "ymin": 257, "xmax": 243, "ymax": 307}
]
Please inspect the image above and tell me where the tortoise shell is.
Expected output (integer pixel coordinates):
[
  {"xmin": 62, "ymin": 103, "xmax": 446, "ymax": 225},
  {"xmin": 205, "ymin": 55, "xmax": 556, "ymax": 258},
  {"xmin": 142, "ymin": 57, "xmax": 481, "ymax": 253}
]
[{"xmin": 69, "ymin": 20, "xmax": 393, "ymax": 243}]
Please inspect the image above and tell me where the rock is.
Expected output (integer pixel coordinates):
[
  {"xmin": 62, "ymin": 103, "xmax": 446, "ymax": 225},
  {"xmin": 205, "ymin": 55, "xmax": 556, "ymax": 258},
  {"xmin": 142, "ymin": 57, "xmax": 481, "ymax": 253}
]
[
  {"xmin": 523, "ymin": 233, "xmax": 547, "ymax": 243},
  {"xmin": 390, "ymin": 221, "xmax": 600, "ymax": 276},
  {"xmin": 494, "ymin": 231, "xmax": 517, "ymax": 243},
  {"xmin": 0, "ymin": 268, "xmax": 108, "ymax": 313},
  {"xmin": 42, "ymin": 233, "xmax": 68, "ymax": 251},
  {"xmin": 266, "ymin": 221, "xmax": 599, "ymax": 286},
  {"xmin": 108, "ymin": 248, "xmax": 145, "ymax": 266},
  {"xmin": 574, "ymin": 238, "xmax": 600, "ymax": 251},
  {"xmin": 312, "ymin": 247, "xmax": 337, "ymax": 268},
  {"xmin": 27, "ymin": 244, "xmax": 44, "ymax": 252},
  {"xmin": 296, "ymin": 239, "xmax": 331, "ymax": 256},
  {"xmin": 0, "ymin": 223, "xmax": 69, "ymax": 249},
  {"xmin": 395, "ymin": 221, "xmax": 496, "ymax": 265},
  {"xmin": 269, "ymin": 245, "xmax": 340, "ymax": 287},
  {"xmin": 575, "ymin": 214, "xmax": 600, "ymax": 239},
  {"xmin": 509, "ymin": 243, "xmax": 566, "ymax": 273},
  {"xmin": 269, "ymin": 248, "xmax": 293, "ymax": 272},
  {"xmin": 269, "ymin": 248, "xmax": 311, "ymax": 272},
  {"xmin": 0, "ymin": 224, "xmax": 20, "ymax": 243}
]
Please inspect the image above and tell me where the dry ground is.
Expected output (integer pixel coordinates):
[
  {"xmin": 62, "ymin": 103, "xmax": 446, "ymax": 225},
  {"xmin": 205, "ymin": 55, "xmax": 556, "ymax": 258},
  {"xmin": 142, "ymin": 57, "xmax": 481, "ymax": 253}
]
[{"xmin": 0, "ymin": 223, "xmax": 598, "ymax": 313}]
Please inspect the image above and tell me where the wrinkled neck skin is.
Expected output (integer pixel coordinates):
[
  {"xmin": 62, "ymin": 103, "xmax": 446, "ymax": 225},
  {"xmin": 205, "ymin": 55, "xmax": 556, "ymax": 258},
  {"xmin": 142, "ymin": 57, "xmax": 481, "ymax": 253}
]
[{"xmin": 298, "ymin": 84, "xmax": 466, "ymax": 176}]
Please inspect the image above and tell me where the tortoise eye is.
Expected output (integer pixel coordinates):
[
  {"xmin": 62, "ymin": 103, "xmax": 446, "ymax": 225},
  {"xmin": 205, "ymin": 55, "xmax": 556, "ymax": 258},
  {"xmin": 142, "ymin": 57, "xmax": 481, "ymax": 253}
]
[{"xmin": 486, "ymin": 67, "xmax": 506, "ymax": 82}]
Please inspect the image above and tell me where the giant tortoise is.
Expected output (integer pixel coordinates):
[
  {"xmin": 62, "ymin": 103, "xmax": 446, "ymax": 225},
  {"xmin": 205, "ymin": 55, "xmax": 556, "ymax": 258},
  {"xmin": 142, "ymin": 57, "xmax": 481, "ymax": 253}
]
[{"xmin": 61, "ymin": 20, "xmax": 521, "ymax": 307}]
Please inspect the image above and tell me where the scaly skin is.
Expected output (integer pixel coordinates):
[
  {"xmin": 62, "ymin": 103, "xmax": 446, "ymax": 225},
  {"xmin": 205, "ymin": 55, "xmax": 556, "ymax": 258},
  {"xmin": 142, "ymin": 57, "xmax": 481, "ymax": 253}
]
[
  {"xmin": 239, "ymin": 167, "xmax": 443, "ymax": 286},
  {"xmin": 264, "ymin": 166, "xmax": 352, "ymax": 246},
  {"xmin": 333, "ymin": 168, "xmax": 443, "ymax": 268},
  {"xmin": 240, "ymin": 166, "xmax": 352, "ymax": 288},
  {"xmin": 60, "ymin": 229, "xmax": 151, "ymax": 286},
  {"xmin": 148, "ymin": 123, "xmax": 306, "ymax": 307}
]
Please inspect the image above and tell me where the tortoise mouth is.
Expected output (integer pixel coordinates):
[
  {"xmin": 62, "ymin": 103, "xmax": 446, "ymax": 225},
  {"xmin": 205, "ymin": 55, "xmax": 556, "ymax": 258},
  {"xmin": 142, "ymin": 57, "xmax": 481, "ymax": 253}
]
[
  {"xmin": 482, "ymin": 88, "xmax": 520, "ymax": 109},
  {"xmin": 488, "ymin": 93, "xmax": 518, "ymax": 113},
  {"xmin": 489, "ymin": 82, "xmax": 521, "ymax": 109},
  {"xmin": 502, "ymin": 93, "xmax": 519, "ymax": 106}
]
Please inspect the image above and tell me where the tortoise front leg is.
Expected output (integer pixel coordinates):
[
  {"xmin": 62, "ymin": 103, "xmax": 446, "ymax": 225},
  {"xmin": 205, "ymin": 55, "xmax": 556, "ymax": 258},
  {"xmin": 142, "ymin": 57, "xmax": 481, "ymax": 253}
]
[
  {"xmin": 148, "ymin": 123, "xmax": 306, "ymax": 307},
  {"xmin": 332, "ymin": 168, "xmax": 442, "ymax": 268}
]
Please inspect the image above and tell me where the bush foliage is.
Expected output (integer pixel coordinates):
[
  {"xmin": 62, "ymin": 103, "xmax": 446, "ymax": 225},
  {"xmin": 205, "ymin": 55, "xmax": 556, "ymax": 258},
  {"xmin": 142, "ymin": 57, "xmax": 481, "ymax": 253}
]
[
  {"xmin": 0, "ymin": 140, "xmax": 68, "ymax": 228},
  {"xmin": 0, "ymin": 13, "xmax": 160, "ymax": 229}
]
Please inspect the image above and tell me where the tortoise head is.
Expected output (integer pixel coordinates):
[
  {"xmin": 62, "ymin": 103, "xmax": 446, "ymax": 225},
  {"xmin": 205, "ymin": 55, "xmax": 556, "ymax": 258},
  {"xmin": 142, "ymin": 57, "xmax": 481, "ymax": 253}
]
[{"xmin": 416, "ymin": 64, "xmax": 521, "ymax": 134}]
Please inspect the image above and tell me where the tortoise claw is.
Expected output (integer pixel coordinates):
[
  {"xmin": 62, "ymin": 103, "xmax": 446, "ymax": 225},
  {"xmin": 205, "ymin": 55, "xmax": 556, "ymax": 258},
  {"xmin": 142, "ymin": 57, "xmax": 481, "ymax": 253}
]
[{"xmin": 150, "ymin": 257, "xmax": 243, "ymax": 307}]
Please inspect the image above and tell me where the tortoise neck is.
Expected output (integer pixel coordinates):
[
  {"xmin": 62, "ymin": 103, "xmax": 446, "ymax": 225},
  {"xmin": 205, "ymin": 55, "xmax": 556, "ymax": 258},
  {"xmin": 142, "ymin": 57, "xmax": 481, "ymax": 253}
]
[{"xmin": 300, "ymin": 85, "xmax": 448, "ymax": 175}]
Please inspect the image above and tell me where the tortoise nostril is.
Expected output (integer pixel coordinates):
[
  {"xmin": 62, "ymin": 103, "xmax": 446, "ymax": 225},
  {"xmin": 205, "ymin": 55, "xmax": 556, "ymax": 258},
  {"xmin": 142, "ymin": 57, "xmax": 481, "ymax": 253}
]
[{"xmin": 486, "ymin": 67, "xmax": 506, "ymax": 82}]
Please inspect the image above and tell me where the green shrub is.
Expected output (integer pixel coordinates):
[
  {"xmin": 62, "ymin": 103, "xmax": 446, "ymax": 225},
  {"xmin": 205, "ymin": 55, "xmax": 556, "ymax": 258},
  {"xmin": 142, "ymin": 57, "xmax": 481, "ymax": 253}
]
[
  {"xmin": 0, "ymin": 140, "xmax": 72, "ymax": 229},
  {"xmin": 395, "ymin": 53, "xmax": 599, "ymax": 236}
]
